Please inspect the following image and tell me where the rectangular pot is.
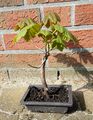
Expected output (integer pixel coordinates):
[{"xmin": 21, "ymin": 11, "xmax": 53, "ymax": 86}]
[{"xmin": 21, "ymin": 85, "xmax": 73, "ymax": 113}]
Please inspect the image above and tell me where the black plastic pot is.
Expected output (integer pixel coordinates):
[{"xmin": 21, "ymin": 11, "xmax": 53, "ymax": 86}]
[{"xmin": 21, "ymin": 85, "xmax": 73, "ymax": 113}]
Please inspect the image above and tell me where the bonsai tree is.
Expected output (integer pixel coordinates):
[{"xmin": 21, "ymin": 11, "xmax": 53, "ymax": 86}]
[{"xmin": 14, "ymin": 12, "xmax": 76, "ymax": 97}]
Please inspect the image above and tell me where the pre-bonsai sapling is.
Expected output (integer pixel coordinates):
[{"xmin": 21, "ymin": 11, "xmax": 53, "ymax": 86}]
[{"xmin": 14, "ymin": 12, "xmax": 76, "ymax": 98}]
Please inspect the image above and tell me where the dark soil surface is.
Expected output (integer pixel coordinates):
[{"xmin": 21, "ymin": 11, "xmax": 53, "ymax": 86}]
[{"xmin": 25, "ymin": 86, "xmax": 69, "ymax": 103}]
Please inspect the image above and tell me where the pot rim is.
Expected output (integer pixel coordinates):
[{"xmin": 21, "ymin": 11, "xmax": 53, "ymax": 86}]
[{"xmin": 21, "ymin": 85, "xmax": 73, "ymax": 107}]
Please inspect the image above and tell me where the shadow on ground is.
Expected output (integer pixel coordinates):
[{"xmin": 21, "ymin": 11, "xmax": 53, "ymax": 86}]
[
  {"xmin": 67, "ymin": 91, "xmax": 86, "ymax": 114},
  {"xmin": 54, "ymin": 44, "xmax": 93, "ymax": 114},
  {"xmin": 54, "ymin": 44, "xmax": 93, "ymax": 89}
]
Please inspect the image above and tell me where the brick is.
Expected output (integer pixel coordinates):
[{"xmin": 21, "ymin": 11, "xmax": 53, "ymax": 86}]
[
  {"xmin": 11, "ymin": 54, "xmax": 43, "ymax": 65},
  {"xmin": 4, "ymin": 34, "xmax": 44, "ymax": 50},
  {"xmin": 49, "ymin": 52, "xmax": 93, "ymax": 68},
  {"xmin": 4, "ymin": 30, "xmax": 93, "ymax": 49},
  {"xmin": 71, "ymin": 30, "xmax": 93, "ymax": 48},
  {"xmin": 27, "ymin": 0, "xmax": 77, "ymax": 4},
  {"xmin": 75, "ymin": 4, "xmax": 93, "ymax": 25},
  {"xmin": 0, "ymin": 0, "xmax": 23, "ymax": 7},
  {"xmin": 0, "ymin": 54, "xmax": 11, "ymax": 63},
  {"xmin": 44, "ymin": 6, "xmax": 71, "ymax": 26},
  {"xmin": 0, "ymin": 54, "xmax": 12, "ymax": 67},
  {"xmin": 0, "ymin": 9, "xmax": 40, "ymax": 29},
  {"xmin": 0, "ymin": 54, "xmax": 43, "ymax": 68}
]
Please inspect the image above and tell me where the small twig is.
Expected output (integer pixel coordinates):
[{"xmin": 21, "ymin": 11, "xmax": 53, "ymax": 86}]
[
  {"xmin": 22, "ymin": 57, "xmax": 47, "ymax": 69},
  {"xmin": 27, "ymin": 64, "xmax": 41, "ymax": 69}
]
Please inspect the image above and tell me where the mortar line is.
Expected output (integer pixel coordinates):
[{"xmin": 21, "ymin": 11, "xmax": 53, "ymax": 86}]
[
  {"xmin": 0, "ymin": 25, "xmax": 93, "ymax": 35},
  {"xmin": 24, "ymin": 0, "xmax": 28, "ymax": 6},
  {"xmin": 0, "ymin": 34, "xmax": 6, "ymax": 50},
  {"xmin": 0, "ymin": 48, "xmax": 93, "ymax": 54},
  {"xmin": 71, "ymin": 5, "xmax": 75, "ymax": 26},
  {"xmin": 40, "ymin": 6, "xmax": 44, "ymax": 20},
  {"xmin": 0, "ymin": 66, "xmax": 93, "ymax": 71},
  {"xmin": 66, "ymin": 25, "xmax": 93, "ymax": 31},
  {"xmin": 0, "ymin": 1, "xmax": 93, "ymax": 12}
]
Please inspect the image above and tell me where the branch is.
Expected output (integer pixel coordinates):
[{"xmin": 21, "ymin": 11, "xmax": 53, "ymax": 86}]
[
  {"xmin": 22, "ymin": 58, "xmax": 47, "ymax": 69},
  {"xmin": 46, "ymin": 43, "xmax": 51, "ymax": 56},
  {"xmin": 22, "ymin": 44, "xmax": 50, "ymax": 69},
  {"xmin": 27, "ymin": 64, "xmax": 41, "ymax": 69}
]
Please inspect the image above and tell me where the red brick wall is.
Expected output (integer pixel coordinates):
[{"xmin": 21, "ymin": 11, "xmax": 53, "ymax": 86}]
[{"xmin": 0, "ymin": 0, "xmax": 93, "ymax": 71}]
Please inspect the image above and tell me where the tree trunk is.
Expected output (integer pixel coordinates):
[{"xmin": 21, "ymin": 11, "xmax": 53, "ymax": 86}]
[{"xmin": 41, "ymin": 54, "xmax": 49, "ymax": 97}]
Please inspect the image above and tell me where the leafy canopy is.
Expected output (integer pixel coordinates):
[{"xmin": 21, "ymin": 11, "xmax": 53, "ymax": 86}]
[{"xmin": 14, "ymin": 12, "xmax": 77, "ymax": 51}]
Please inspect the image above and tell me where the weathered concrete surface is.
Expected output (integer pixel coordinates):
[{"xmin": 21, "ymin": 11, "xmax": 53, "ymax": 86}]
[
  {"xmin": 59, "ymin": 111, "xmax": 93, "ymax": 120},
  {"xmin": 0, "ymin": 68, "xmax": 92, "ymax": 91},
  {"xmin": 0, "ymin": 70, "xmax": 9, "ymax": 85},
  {"xmin": 0, "ymin": 86, "xmax": 93, "ymax": 120},
  {"xmin": 0, "ymin": 113, "xmax": 18, "ymax": 120},
  {"xmin": 10, "ymin": 68, "xmax": 93, "ymax": 92},
  {"xmin": 78, "ymin": 88, "xmax": 93, "ymax": 113},
  {"xmin": 0, "ymin": 68, "xmax": 93, "ymax": 120},
  {"xmin": 0, "ymin": 86, "xmax": 27, "ymax": 114}
]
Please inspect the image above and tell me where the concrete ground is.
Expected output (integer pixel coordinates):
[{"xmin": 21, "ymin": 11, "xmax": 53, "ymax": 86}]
[{"xmin": 0, "ymin": 69, "xmax": 93, "ymax": 120}]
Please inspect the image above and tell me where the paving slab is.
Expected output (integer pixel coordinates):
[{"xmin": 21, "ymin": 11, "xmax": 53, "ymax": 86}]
[
  {"xmin": 0, "ymin": 85, "xmax": 93, "ymax": 120},
  {"xmin": 59, "ymin": 112, "xmax": 93, "ymax": 120},
  {"xmin": 78, "ymin": 88, "xmax": 93, "ymax": 113},
  {"xmin": 0, "ymin": 86, "xmax": 27, "ymax": 114},
  {"xmin": 0, "ymin": 112, "xmax": 18, "ymax": 120}
]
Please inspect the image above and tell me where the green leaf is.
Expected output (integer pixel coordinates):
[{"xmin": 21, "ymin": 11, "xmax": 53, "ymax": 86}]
[
  {"xmin": 51, "ymin": 41, "xmax": 57, "ymax": 48},
  {"xmin": 50, "ymin": 34, "xmax": 66, "ymax": 51},
  {"xmin": 14, "ymin": 24, "xmax": 20, "ymax": 31},
  {"xmin": 24, "ymin": 18, "xmax": 35, "ymax": 25},
  {"xmin": 14, "ymin": 23, "xmax": 41, "ymax": 42},
  {"xmin": 53, "ymin": 24, "xmax": 64, "ymax": 33},
  {"xmin": 38, "ymin": 30, "xmax": 50, "ymax": 37},
  {"xmin": 61, "ymin": 28, "xmax": 76, "ymax": 42},
  {"xmin": 44, "ymin": 12, "xmax": 61, "ymax": 28},
  {"xmin": 56, "ymin": 44, "xmax": 64, "ymax": 51},
  {"xmin": 53, "ymin": 12, "xmax": 61, "ymax": 22},
  {"xmin": 52, "ymin": 24, "xmax": 76, "ymax": 42},
  {"xmin": 14, "ymin": 25, "xmax": 31, "ymax": 42},
  {"xmin": 23, "ymin": 29, "xmax": 33, "ymax": 42},
  {"xmin": 48, "ymin": 12, "xmax": 59, "ymax": 24},
  {"xmin": 54, "ymin": 25, "xmax": 76, "ymax": 42},
  {"xmin": 51, "ymin": 41, "xmax": 64, "ymax": 51},
  {"xmin": 68, "ymin": 32, "xmax": 77, "ymax": 43},
  {"xmin": 44, "ymin": 19, "xmax": 51, "ymax": 28},
  {"xmin": 14, "ymin": 18, "xmax": 36, "ymax": 31},
  {"xmin": 57, "ymin": 35, "xmax": 62, "ymax": 43},
  {"xmin": 30, "ymin": 23, "xmax": 41, "ymax": 35},
  {"xmin": 38, "ymin": 30, "xmax": 52, "ymax": 40},
  {"xmin": 13, "ymin": 12, "xmax": 77, "ymax": 52}
]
